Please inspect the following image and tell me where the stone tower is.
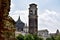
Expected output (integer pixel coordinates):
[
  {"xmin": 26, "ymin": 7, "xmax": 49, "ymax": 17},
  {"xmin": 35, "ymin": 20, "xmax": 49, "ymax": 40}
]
[{"xmin": 29, "ymin": 3, "xmax": 38, "ymax": 35}]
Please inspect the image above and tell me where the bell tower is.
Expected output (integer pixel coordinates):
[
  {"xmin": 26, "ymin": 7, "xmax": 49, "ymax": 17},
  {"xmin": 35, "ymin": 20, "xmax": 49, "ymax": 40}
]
[{"xmin": 29, "ymin": 3, "xmax": 38, "ymax": 35}]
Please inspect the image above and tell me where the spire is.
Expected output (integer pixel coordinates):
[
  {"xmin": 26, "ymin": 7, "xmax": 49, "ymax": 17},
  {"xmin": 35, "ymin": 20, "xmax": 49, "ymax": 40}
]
[
  {"xmin": 18, "ymin": 16, "xmax": 20, "ymax": 21},
  {"xmin": 55, "ymin": 29, "xmax": 60, "ymax": 35},
  {"xmin": 16, "ymin": 16, "xmax": 25, "ymax": 31},
  {"xmin": 56, "ymin": 29, "xmax": 59, "ymax": 34},
  {"xmin": 17, "ymin": 16, "xmax": 21, "ymax": 22}
]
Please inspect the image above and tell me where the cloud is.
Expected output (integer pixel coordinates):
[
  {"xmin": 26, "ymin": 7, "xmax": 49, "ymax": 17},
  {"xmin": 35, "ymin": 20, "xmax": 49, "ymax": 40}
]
[
  {"xmin": 10, "ymin": 0, "xmax": 14, "ymax": 10},
  {"xmin": 10, "ymin": 9, "xmax": 60, "ymax": 33},
  {"xmin": 9, "ymin": 10, "xmax": 29, "ymax": 25},
  {"xmin": 38, "ymin": 9, "xmax": 60, "ymax": 33},
  {"xmin": 9, "ymin": 0, "xmax": 15, "ymax": 14},
  {"xmin": 9, "ymin": 0, "xmax": 60, "ymax": 33}
]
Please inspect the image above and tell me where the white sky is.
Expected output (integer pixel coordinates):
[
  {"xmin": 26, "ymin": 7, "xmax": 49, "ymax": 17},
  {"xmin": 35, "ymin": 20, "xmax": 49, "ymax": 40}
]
[{"xmin": 9, "ymin": 0, "xmax": 60, "ymax": 33}]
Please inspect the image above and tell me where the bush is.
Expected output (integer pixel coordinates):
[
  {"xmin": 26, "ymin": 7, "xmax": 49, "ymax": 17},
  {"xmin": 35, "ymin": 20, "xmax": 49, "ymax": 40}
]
[
  {"xmin": 16, "ymin": 34, "xmax": 44, "ymax": 40},
  {"xmin": 46, "ymin": 38, "xmax": 53, "ymax": 40},
  {"xmin": 55, "ymin": 35, "xmax": 60, "ymax": 40},
  {"xmin": 39, "ymin": 38, "xmax": 43, "ymax": 40},
  {"xmin": 33, "ymin": 34, "xmax": 43, "ymax": 40},
  {"xmin": 24, "ymin": 34, "xmax": 34, "ymax": 40},
  {"xmin": 16, "ymin": 34, "xmax": 24, "ymax": 40}
]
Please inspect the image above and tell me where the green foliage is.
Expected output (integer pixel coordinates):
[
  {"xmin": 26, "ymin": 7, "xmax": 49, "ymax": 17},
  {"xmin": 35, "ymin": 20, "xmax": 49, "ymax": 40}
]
[
  {"xmin": 16, "ymin": 34, "xmax": 44, "ymax": 40},
  {"xmin": 16, "ymin": 34, "xmax": 60, "ymax": 40},
  {"xmin": 16, "ymin": 34, "xmax": 24, "ymax": 40},
  {"xmin": 33, "ymin": 34, "xmax": 39, "ymax": 40},
  {"xmin": 39, "ymin": 38, "xmax": 43, "ymax": 40},
  {"xmin": 33, "ymin": 34, "xmax": 43, "ymax": 40},
  {"xmin": 51, "ymin": 36, "xmax": 55, "ymax": 40},
  {"xmin": 46, "ymin": 38, "xmax": 53, "ymax": 40},
  {"xmin": 55, "ymin": 35, "xmax": 60, "ymax": 40},
  {"xmin": 24, "ymin": 34, "xmax": 34, "ymax": 40}
]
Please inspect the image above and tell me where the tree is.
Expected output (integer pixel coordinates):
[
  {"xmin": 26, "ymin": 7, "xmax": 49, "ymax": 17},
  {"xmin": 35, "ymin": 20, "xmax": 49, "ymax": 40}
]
[
  {"xmin": 51, "ymin": 36, "xmax": 55, "ymax": 40},
  {"xmin": 39, "ymin": 37, "xmax": 43, "ymax": 40},
  {"xmin": 24, "ymin": 34, "xmax": 34, "ymax": 40},
  {"xmin": 33, "ymin": 34, "xmax": 43, "ymax": 40},
  {"xmin": 33, "ymin": 34, "xmax": 39, "ymax": 40},
  {"xmin": 46, "ymin": 38, "xmax": 53, "ymax": 40},
  {"xmin": 55, "ymin": 35, "xmax": 60, "ymax": 40},
  {"xmin": 16, "ymin": 34, "xmax": 24, "ymax": 40},
  {"xmin": 16, "ymin": 34, "xmax": 44, "ymax": 40}
]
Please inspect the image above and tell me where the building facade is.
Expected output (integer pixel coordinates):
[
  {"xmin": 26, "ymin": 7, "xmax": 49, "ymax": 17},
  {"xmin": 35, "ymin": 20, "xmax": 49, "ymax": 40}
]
[
  {"xmin": 23, "ymin": 24, "xmax": 29, "ymax": 33},
  {"xmin": 29, "ymin": 3, "xmax": 38, "ymax": 35},
  {"xmin": 38, "ymin": 29, "xmax": 50, "ymax": 40},
  {"xmin": 3, "ymin": 16, "xmax": 16, "ymax": 40}
]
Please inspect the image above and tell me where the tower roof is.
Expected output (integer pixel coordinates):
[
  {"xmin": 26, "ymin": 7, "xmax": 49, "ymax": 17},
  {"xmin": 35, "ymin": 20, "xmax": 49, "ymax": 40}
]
[
  {"xmin": 29, "ymin": 3, "xmax": 37, "ymax": 6},
  {"xmin": 16, "ymin": 16, "xmax": 25, "ymax": 31},
  {"xmin": 17, "ymin": 16, "xmax": 21, "ymax": 22},
  {"xmin": 18, "ymin": 16, "xmax": 20, "ymax": 19},
  {"xmin": 16, "ymin": 16, "xmax": 24, "ymax": 24},
  {"xmin": 56, "ymin": 29, "xmax": 59, "ymax": 33}
]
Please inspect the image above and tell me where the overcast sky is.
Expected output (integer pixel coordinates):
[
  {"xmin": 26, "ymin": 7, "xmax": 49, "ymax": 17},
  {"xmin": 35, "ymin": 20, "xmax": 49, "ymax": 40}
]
[{"xmin": 9, "ymin": 0, "xmax": 60, "ymax": 33}]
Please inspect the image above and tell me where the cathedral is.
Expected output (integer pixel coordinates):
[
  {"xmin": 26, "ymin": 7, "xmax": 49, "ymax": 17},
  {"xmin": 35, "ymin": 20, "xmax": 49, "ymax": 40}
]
[{"xmin": 16, "ymin": 16, "xmax": 25, "ymax": 32}]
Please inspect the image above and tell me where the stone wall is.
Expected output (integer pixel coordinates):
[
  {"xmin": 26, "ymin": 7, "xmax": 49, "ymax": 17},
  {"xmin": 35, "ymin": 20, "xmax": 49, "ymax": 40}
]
[{"xmin": 0, "ymin": 0, "xmax": 16, "ymax": 40}]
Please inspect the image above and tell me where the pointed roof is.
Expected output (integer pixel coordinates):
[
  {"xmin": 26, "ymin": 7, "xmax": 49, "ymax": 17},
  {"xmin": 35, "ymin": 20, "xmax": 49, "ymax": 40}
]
[
  {"xmin": 17, "ymin": 16, "xmax": 21, "ymax": 22},
  {"xmin": 56, "ymin": 29, "xmax": 59, "ymax": 34},
  {"xmin": 16, "ymin": 16, "xmax": 24, "ymax": 24},
  {"xmin": 16, "ymin": 16, "xmax": 25, "ymax": 31}
]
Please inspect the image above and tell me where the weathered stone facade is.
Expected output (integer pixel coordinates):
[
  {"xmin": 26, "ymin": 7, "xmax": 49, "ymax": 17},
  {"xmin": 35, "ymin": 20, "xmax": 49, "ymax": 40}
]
[
  {"xmin": 2, "ymin": 16, "xmax": 16, "ymax": 40},
  {"xmin": 29, "ymin": 3, "xmax": 38, "ymax": 35},
  {"xmin": 0, "ymin": 0, "xmax": 16, "ymax": 40}
]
